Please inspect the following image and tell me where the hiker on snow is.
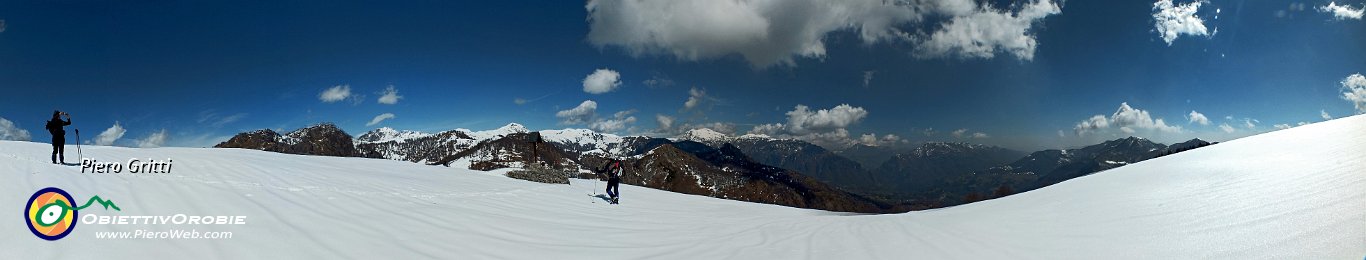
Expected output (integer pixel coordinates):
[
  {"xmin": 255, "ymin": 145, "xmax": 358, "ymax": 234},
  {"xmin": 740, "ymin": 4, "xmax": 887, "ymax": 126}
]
[
  {"xmin": 605, "ymin": 159, "xmax": 622, "ymax": 204},
  {"xmin": 45, "ymin": 110, "xmax": 71, "ymax": 164}
]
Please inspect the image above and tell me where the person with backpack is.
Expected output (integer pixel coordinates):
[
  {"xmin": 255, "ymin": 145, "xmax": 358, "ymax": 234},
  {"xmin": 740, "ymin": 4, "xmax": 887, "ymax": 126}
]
[
  {"xmin": 604, "ymin": 159, "xmax": 622, "ymax": 204},
  {"xmin": 45, "ymin": 110, "xmax": 71, "ymax": 164}
]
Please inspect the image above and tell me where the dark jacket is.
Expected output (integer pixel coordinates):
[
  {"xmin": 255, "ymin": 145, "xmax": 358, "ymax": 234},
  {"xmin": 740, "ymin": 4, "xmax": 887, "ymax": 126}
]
[
  {"xmin": 607, "ymin": 161, "xmax": 622, "ymax": 179},
  {"xmin": 46, "ymin": 118, "xmax": 70, "ymax": 138}
]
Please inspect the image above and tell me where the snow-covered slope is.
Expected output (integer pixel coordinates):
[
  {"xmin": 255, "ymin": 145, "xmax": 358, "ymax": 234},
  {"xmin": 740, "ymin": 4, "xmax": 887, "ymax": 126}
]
[
  {"xmin": 354, "ymin": 127, "xmax": 432, "ymax": 144},
  {"xmin": 4, "ymin": 116, "xmax": 1365, "ymax": 259},
  {"xmin": 539, "ymin": 128, "xmax": 628, "ymax": 156}
]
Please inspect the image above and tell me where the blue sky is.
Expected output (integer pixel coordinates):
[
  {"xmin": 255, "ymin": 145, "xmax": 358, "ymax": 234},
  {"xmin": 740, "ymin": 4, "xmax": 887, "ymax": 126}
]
[{"xmin": 0, "ymin": 0, "xmax": 1362, "ymax": 150}]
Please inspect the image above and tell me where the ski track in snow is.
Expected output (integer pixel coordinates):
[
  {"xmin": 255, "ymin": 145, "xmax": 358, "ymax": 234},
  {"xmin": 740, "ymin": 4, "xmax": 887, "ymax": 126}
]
[{"xmin": 2, "ymin": 116, "xmax": 1365, "ymax": 259}]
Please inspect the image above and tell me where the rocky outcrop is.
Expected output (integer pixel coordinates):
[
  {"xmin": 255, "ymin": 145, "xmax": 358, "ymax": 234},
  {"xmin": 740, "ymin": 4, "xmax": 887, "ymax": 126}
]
[{"xmin": 215, "ymin": 123, "xmax": 361, "ymax": 157}]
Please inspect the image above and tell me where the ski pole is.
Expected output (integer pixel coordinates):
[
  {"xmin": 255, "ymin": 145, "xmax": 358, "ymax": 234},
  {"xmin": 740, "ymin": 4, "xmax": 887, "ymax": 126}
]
[{"xmin": 75, "ymin": 128, "xmax": 82, "ymax": 162}]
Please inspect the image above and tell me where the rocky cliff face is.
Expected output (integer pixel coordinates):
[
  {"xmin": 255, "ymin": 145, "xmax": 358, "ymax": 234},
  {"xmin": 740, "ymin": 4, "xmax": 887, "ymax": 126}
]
[
  {"xmin": 429, "ymin": 132, "xmax": 580, "ymax": 172},
  {"xmin": 215, "ymin": 123, "xmax": 360, "ymax": 157}
]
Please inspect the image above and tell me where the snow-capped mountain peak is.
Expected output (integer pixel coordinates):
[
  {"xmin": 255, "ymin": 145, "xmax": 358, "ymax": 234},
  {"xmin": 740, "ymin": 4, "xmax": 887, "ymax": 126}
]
[
  {"xmin": 355, "ymin": 127, "xmax": 433, "ymax": 144},
  {"xmin": 677, "ymin": 128, "xmax": 731, "ymax": 143},
  {"xmin": 467, "ymin": 123, "xmax": 531, "ymax": 141}
]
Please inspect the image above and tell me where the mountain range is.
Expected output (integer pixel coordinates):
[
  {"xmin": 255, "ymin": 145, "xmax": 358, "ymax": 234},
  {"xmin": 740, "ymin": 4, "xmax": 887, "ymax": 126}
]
[{"xmin": 215, "ymin": 123, "xmax": 1216, "ymax": 211}]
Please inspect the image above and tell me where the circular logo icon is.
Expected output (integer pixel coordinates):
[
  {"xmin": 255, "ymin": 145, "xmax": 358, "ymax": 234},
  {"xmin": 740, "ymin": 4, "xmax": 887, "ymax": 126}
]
[{"xmin": 25, "ymin": 187, "xmax": 77, "ymax": 241}]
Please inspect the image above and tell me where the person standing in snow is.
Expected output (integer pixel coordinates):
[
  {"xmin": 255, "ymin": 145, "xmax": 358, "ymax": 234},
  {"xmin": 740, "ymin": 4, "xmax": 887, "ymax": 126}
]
[
  {"xmin": 605, "ymin": 159, "xmax": 622, "ymax": 204},
  {"xmin": 45, "ymin": 110, "xmax": 71, "ymax": 164}
]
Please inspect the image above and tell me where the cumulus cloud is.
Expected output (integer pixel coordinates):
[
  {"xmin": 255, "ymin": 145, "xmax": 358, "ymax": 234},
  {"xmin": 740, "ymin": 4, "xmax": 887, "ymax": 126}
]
[
  {"xmin": 136, "ymin": 129, "xmax": 169, "ymax": 148},
  {"xmin": 656, "ymin": 114, "xmax": 674, "ymax": 130},
  {"xmin": 377, "ymin": 85, "xmax": 403, "ymax": 105},
  {"xmin": 746, "ymin": 104, "xmax": 871, "ymax": 149},
  {"xmin": 1274, "ymin": 124, "xmax": 1292, "ymax": 130},
  {"xmin": 1152, "ymin": 0, "xmax": 1211, "ymax": 45},
  {"xmin": 0, "ymin": 117, "xmax": 31, "ymax": 141},
  {"xmin": 1187, "ymin": 110, "xmax": 1210, "ymax": 125},
  {"xmin": 585, "ymin": 0, "xmax": 1062, "ymax": 67},
  {"xmin": 783, "ymin": 104, "xmax": 868, "ymax": 134},
  {"xmin": 582, "ymin": 69, "xmax": 623, "ymax": 94},
  {"xmin": 555, "ymin": 100, "xmax": 637, "ymax": 133},
  {"xmin": 684, "ymin": 87, "xmax": 707, "ymax": 110},
  {"xmin": 1219, "ymin": 123, "xmax": 1235, "ymax": 133},
  {"xmin": 93, "ymin": 122, "xmax": 126, "ymax": 146},
  {"xmin": 589, "ymin": 110, "xmax": 638, "ymax": 133},
  {"xmin": 1319, "ymin": 2, "xmax": 1365, "ymax": 20},
  {"xmin": 1321, "ymin": 109, "xmax": 1333, "ymax": 120},
  {"xmin": 1073, "ymin": 115, "xmax": 1110, "ymax": 134},
  {"xmin": 1073, "ymin": 102, "xmax": 1182, "ymax": 135},
  {"xmin": 1340, "ymin": 73, "xmax": 1366, "ymax": 114},
  {"xmin": 319, "ymin": 85, "xmax": 353, "ymax": 103},
  {"xmin": 913, "ymin": 0, "xmax": 1062, "ymax": 60},
  {"xmin": 366, "ymin": 113, "xmax": 396, "ymax": 127},
  {"xmin": 1242, "ymin": 118, "xmax": 1258, "ymax": 129},
  {"xmin": 556, "ymin": 100, "xmax": 598, "ymax": 125}
]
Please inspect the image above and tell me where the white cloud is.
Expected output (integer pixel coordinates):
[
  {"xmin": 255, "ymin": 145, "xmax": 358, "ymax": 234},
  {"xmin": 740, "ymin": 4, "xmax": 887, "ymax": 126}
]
[
  {"xmin": 784, "ymin": 104, "xmax": 868, "ymax": 134},
  {"xmin": 93, "ymin": 122, "xmax": 126, "ymax": 146},
  {"xmin": 585, "ymin": 0, "xmax": 1062, "ymax": 68},
  {"xmin": 1073, "ymin": 102, "xmax": 1182, "ymax": 135},
  {"xmin": 0, "ymin": 117, "xmax": 31, "ymax": 141},
  {"xmin": 1339, "ymin": 73, "xmax": 1366, "ymax": 114},
  {"xmin": 1187, "ymin": 110, "xmax": 1210, "ymax": 125},
  {"xmin": 1073, "ymin": 115, "xmax": 1110, "ymax": 134},
  {"xmin": 1319, "ymin": 2, "xmax": 1365, "ymax": 20},
  {"xmin": 513, "ymin": 98, "xmax": 529, "ymax": 105},
  {"xmin": 1152, "ymin": 0, "xmax": 1211, "ymax": 45},
  {"xmin": 1219, "ymin": 123, "xmax": 1235, "ymax": 133},
  {"xmin": 377, "ymin": 85, "xmax": 403, "ymax": 105},
  {"xmin": 685, "ymin": 87, "xmax": 706, "ymax": 110},
  {"xmin": 1242, "ymin": 118, "xmax": 1258, "ymax": 129},
  {"xmin": 556, "ymin": 100, "xmax": 598, "ymax": 125},
  {"xmin": 1321, "ymin": 109, "xmax": 1333, "ymax": 120},
  {"xmin": 1273, "ymin": 124, "xmax": 1292, "ymax": 130},
  {"xmin": 914, "ymin": 0, "xmax": 1062, "ymax": 60},
  {"xmin": 582, "ymin": 69, "xmax": 623, "ymax": 94},
  {"xmin": 319, "ymin": 85, "xmax": 353, "ymax": 103},
  {"xmin": 589, "ymin": 110, "xmax": 637, "ymax": 133},
  {"xmin": 746, "ymin": 104, "xmax": 870, "ymax": 149},
  {"xmin": 656, "ymin": 114, "xmax": 674, "ymax": 130},
  {"xmin": 136, "ymin": 129, "xmax": 169, "ymax": 148},
  {"xmin": 366, "ymin": 113, "xmax": 396, "ymax": 127},
  {"xmin": 951, "ymin": 128, "xmax": 989, "ymax": 139},
  {"xmin": 859, "ymin": 133, "xmax": 903, "ymax": 147},
  {"xmin": 554, "ymin": 100, "xmax": 637, "ymax": 133},
  {"xmin": 952, "ymin": 128, "xmax": 969, "ymax": 138}
]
